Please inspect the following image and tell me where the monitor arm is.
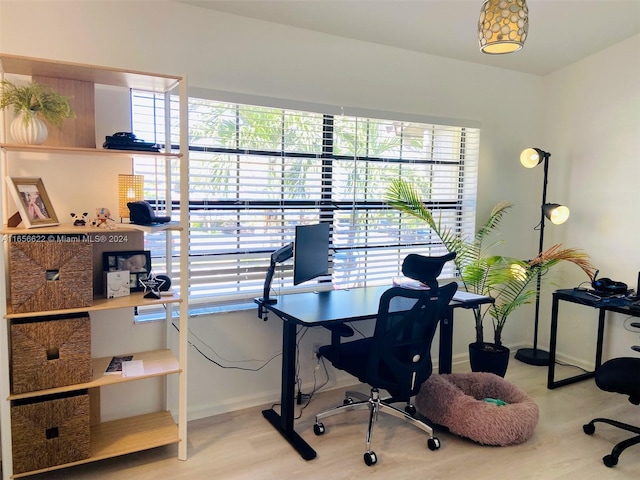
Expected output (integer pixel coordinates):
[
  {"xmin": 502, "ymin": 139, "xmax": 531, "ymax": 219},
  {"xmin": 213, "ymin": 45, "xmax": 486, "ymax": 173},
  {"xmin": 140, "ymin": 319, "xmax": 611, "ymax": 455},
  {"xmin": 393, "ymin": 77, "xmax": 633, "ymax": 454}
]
[{"xmin": 258, "ymin": 242, "xmax": 293, "ymax": 319}]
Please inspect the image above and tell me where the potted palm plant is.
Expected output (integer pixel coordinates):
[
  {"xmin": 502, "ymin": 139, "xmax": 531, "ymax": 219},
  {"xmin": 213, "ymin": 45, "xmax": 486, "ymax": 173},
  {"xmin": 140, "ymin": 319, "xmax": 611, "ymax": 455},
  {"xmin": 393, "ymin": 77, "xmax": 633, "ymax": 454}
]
[
  {"xmin": 0, "ymin": 80, "xmax": 74, "ymax": 144},
  {"xmin": 385, "ymin": 178, "xmax": 595, "ymax": 376}
]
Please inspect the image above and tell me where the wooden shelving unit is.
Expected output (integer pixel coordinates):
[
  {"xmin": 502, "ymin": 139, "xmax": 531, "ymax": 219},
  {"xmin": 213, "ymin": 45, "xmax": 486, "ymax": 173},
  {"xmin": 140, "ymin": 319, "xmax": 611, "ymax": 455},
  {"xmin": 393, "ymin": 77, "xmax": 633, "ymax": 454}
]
[
  {"xmin": 12, "ymin": 411, "xmax": 179, "ymax": 479},
  {"xmin": 0, "ymin": 53, "xmax": 189, "ymax": 479}
]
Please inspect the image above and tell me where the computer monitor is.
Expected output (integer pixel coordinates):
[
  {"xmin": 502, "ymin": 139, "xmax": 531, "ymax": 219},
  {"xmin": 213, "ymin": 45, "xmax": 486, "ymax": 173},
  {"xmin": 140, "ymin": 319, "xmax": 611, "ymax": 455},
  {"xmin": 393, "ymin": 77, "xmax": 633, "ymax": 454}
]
[{"xmin": 293, "ymin": 223, "xmax": 330, "ymax": 286}]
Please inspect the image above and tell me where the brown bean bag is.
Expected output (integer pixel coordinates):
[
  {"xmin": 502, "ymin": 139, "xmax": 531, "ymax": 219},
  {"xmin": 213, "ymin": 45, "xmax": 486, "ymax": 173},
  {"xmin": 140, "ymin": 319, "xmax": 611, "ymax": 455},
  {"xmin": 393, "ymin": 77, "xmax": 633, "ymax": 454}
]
[{"xmin": 415, "ymin": 372, "xmax": 539, "ymax": 446}]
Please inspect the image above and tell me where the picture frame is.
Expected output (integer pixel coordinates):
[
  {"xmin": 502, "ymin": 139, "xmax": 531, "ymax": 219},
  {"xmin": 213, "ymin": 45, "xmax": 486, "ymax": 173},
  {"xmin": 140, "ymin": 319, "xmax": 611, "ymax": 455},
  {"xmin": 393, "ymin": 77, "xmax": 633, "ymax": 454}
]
[
  {"xmin": 102, "ymin": 250, "xmax": 152, "ymax": 292},
  {"xmin": 5, "ymin": 177, "xmax": 59, "ymax": 229}
]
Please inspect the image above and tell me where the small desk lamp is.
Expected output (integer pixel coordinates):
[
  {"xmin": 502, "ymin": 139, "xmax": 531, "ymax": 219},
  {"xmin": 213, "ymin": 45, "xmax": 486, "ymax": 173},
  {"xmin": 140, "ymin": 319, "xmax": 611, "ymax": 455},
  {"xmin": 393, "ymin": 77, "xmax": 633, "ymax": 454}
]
[
  {"xmin": 515, "ymin": 148, "xmax": 570, "ymax": 366},
  {"xmin": 118, "ymin": 174, "xmax": 144, "ymax": 222}
]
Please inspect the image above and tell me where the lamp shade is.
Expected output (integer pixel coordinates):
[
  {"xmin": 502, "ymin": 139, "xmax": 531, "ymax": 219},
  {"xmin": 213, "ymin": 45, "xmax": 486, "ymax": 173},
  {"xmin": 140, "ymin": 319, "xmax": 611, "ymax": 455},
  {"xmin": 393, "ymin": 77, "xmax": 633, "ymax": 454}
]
[
  {"xmin": 118, "ymin": 174, "xmax": 144, "ymax": 219},
  {"xmin": 520, "ymin": 148, "xmax": 548, "ymax": 168},
  {"xmin": 478, "ymin": 0, "xmax": 529, "ymax": 54},
  {"xmin": 543, "ymin": 203, "xmax": 570, "ymax": 225}
]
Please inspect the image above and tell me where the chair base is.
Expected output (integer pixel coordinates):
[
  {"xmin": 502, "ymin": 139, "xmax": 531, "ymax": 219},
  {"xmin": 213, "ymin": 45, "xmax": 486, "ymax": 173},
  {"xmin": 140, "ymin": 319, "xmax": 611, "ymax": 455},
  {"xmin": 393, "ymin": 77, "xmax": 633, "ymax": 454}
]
[
  {"xmin": 583, "ymin": 417, "xmax": 640, "ymax": 467},
  {"xmin": 314, "ymin": 387, "xmax": 440, "ymax": 466}
]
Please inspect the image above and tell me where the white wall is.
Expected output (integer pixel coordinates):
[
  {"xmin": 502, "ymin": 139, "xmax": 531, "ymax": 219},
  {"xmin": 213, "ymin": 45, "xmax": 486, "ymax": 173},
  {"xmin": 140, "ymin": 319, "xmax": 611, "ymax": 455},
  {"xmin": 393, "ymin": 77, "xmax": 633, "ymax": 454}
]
[
  {"xmin": 0, "ymin": 0, "xmax": 636, "ymax": 421},
  {"xmin": 540, "ymin": 35, "xmax": 640, "ymax": 365}
]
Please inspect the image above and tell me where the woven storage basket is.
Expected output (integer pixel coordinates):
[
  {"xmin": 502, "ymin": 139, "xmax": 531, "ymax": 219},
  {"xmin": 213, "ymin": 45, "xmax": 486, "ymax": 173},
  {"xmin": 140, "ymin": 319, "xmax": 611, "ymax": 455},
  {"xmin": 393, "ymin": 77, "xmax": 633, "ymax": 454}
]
[
  {"xmin": 10, "ymin": 313, "xmax": 91, "ymax": 394},
  {"xmin": 9, "ymin": 237, "xmax": 93, "ymax": 313},
  {"xmin": 11, "ymin": 390, "xmax": 90, "ymax": 474}
]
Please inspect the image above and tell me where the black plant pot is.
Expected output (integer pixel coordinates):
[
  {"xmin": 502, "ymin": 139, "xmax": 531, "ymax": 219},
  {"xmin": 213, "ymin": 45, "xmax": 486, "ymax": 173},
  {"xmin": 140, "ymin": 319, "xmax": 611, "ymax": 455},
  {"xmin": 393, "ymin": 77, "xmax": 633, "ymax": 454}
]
[{"xmin": 468, "ymin": 342, "xmax": 510, "ymax": 377}]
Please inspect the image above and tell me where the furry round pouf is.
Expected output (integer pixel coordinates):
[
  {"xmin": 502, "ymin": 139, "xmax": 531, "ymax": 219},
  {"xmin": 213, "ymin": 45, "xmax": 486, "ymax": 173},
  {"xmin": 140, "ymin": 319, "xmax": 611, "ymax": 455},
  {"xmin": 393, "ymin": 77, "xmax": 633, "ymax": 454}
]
[{"xmin": 415, "ymin": 372, "xmax": 539, "ymax": 446}]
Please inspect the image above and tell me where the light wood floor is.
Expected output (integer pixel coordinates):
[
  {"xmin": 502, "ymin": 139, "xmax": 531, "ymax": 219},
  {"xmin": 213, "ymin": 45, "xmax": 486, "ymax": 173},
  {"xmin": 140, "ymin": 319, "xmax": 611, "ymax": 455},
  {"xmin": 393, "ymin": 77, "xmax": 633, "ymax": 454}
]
[{"xmin": 24, "ymin": 358, "xmax": 640, "ymax": 479}]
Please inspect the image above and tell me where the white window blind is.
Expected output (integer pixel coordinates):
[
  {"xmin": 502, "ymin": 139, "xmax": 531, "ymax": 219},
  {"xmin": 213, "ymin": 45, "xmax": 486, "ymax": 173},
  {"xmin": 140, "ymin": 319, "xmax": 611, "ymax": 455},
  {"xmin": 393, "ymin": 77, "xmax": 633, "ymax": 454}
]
[{"xmin": 131, "ymin": 91, "xmax": 480, "ymax": 306}]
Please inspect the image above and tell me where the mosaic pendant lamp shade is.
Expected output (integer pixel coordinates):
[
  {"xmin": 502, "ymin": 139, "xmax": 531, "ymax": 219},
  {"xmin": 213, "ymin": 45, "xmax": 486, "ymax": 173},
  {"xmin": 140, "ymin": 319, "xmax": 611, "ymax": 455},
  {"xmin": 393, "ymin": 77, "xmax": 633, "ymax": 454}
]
[{"xmin": 478, "ymin": 0, "xmax": 529, "ymax": 54}]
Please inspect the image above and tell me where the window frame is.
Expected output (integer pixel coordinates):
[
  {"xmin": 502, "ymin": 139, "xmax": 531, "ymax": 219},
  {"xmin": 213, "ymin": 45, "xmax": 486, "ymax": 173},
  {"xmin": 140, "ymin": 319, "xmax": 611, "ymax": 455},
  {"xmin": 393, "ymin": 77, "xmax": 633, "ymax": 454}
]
[{"xmin": 131, "ymin": 91, "xmax": 480, "ymax": 309}]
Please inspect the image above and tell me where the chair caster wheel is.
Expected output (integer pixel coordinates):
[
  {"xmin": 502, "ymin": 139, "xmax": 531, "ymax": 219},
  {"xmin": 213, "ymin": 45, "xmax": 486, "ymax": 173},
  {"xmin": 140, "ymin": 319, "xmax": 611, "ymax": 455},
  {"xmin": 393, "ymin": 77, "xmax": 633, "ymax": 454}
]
[
  {"xmin": 405, "ymin": 404, "xmax": 416, "ymax": 416},
  {"xmin": 427, "ymin": 437, "xmax": 441, "ymax": 450},
  {"xmin": 583, "ymin": 423, "xmax": 595, "ymax": 435},
  {"xmin": 363, "ymin": 451, "xmax": 377, "ymax": 466},
  {"xmin": 603, "ymin": 454, "xmax": 617, "ymax": 467},
  {"xmin": 313, "ymin": 423, "xmax": 325, "ymax": 436}
]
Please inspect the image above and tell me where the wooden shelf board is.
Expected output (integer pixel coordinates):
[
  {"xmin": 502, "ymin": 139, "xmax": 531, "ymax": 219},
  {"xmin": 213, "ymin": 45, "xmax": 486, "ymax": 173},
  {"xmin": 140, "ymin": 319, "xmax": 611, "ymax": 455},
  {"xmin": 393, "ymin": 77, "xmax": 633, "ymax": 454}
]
[
  {"xmin": 0, "ymin": 53, "xmax": 181, "ymax": 92},
  {"xmin": 5, "ymin": 292, "xmax": 181, "ymax": 319},
  {"xmin": 1, "ymin": 223, "xmax": 150, "ymax": 235},
  {"xmin": 11, "ymin": 411, "xmax": 180, "ymax": 478},
  {"xmin": 8, "ymin": 349, "xmax": 180, "ymax": 401},
  {"xmin": 0, "ymin": 143, "xmax": 181, "ymax": 158},
  {"xmin": 113, "ymin": 221, "xmax": 183, "ymax": 233}
]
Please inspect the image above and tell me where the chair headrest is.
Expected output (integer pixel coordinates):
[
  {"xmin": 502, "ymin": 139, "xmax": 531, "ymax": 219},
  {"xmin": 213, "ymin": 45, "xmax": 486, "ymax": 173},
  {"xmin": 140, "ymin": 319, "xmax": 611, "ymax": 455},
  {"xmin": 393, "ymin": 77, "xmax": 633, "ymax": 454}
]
[{"xmin": 402, "ymin": 252, "xmax": 456, "ymax": 286}]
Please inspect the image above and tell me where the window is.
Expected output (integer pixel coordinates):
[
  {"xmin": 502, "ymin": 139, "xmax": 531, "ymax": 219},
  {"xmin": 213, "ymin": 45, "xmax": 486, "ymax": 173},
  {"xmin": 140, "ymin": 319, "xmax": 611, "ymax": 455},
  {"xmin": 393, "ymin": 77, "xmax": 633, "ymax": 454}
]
[{"xmin": 132, "ymin": 91, "xmax": 479, "ymax": 307}]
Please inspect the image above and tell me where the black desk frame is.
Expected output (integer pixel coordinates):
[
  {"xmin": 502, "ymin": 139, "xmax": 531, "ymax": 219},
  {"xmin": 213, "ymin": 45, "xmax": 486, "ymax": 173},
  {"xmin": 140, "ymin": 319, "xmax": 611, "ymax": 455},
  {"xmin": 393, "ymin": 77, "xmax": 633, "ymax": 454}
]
[
  {"xmin": 547, "ymin": 289, "xmax": 640, "ymax": 389},
  {"xmin": 256, "ymin": 285, "xmax": 492, "ymax": 460}
]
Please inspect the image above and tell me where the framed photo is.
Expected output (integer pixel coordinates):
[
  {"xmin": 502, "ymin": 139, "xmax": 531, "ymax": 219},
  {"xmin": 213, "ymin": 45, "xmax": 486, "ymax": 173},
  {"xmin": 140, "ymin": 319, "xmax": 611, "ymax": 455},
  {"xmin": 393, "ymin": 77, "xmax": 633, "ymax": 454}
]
[
  {"xmin": 5, "ymin": 177, "xmax": 59, "ymax": 228},
  {"xmin": 103, "ymin": 250, "xmax": 152, "ymax": 292}
]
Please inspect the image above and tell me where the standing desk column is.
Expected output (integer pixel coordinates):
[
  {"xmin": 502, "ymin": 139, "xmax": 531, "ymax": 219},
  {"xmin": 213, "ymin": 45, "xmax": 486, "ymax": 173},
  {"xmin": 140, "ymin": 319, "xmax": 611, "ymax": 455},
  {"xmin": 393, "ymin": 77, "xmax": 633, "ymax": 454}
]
[
  {"xmin": 261, "ymin": 319, "xmax": 317, "ymax": 460},
  {"xmin": 438, "ymin": 306, "xmax": 455, "ymax": 374}
]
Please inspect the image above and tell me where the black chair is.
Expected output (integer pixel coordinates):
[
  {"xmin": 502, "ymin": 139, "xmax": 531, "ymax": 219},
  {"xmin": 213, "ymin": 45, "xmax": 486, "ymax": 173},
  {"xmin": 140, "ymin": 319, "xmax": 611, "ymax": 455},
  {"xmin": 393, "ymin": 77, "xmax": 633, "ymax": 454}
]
[
  {"xmin": 313, "ymin": 253, "xmax": 457, "ymax": 466},
  {"xmin": 583, "ymin": 356, "xmax": 640, "ymax": 467}
]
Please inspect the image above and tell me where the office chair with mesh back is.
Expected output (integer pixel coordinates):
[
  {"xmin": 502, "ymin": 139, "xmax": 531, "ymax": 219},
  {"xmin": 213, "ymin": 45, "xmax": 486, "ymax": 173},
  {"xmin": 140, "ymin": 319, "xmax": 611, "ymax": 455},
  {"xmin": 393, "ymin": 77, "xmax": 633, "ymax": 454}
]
[
  {"xmin": 583, "ymin": 355, "xmax": 640, "ymax": 467},
  {"xmin": 313, "ymin": 253, "xmax": 457, "ymax": 466}
]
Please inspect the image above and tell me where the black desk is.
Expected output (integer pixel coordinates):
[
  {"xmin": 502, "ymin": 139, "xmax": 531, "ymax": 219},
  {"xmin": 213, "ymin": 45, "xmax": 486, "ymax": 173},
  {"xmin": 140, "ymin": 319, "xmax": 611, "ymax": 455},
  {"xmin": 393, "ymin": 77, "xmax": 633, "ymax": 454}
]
[
  {"xmin": 547, "ymin": 289, "xmax": 640, "ymax": 389},
  {"xmin": 255, "ymin": 285, "xmax": 492, "ymax": 460}
]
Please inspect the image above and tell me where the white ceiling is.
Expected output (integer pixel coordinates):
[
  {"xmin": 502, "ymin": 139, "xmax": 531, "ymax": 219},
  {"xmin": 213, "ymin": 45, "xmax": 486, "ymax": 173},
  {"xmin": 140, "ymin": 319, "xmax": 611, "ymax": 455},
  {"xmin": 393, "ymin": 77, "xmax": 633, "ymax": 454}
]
[{"xmin": 177, "ymin": 0, "xmax": 640, "ymax": 75}]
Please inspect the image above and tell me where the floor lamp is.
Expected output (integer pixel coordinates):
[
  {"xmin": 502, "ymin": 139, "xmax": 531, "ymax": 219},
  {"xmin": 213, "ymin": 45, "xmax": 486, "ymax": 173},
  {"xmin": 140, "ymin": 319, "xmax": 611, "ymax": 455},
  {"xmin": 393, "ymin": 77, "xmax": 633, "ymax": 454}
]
[{"xmin": 515, "ymin": 148, "xmax": 570, "ymax": 366}]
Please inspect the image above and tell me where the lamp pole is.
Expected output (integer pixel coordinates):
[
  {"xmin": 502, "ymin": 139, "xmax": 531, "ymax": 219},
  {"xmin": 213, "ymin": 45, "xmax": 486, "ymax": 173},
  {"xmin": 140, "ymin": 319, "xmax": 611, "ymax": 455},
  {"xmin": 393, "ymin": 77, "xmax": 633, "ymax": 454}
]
[{"xmin": 515, "ymin": 151, "xmax": 551, "ymax": 366}]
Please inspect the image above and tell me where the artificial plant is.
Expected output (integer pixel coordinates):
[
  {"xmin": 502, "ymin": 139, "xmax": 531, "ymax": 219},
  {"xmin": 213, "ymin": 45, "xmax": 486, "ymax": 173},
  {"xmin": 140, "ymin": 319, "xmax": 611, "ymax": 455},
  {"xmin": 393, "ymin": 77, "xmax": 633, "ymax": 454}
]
[
  {"xmin": 385, "ymin": 177, "xmax": 594, "ymax": 348},
  {"xmin": 0, "ymin": 80, "xmax": 74, "ymax": 127}
]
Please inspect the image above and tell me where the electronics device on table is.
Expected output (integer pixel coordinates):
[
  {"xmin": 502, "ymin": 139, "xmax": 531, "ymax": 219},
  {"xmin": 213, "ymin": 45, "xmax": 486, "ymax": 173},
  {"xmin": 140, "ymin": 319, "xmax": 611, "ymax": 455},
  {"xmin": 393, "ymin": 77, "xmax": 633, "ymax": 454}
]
[
  {"xmin": 258, "ymin": 223, "xmax": 330, "ymax": 317},
  {"xmin": 293, "ymin": 222, "xmax": 330, "ymax": 286},
  {"xmin": 591, "ymin": 269, "xmax": 628, "ymax": 296},
  {"xmin": 127, "ymin": 201, "xmax": 171, "ymax": 225},
  {"xmin": 103, "ymin": 132, "xmax": 160, "ymax": 152}
]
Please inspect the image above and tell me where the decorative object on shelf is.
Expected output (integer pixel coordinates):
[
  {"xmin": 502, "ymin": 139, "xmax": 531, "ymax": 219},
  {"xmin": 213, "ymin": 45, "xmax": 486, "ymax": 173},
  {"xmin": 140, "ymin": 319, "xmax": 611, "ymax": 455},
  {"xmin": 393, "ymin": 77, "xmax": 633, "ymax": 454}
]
[
  {"xmin": 9, "ymin": 234, "xmax": 94, "ymax": 313},
  {"xmin": 103, "ymin": 131, "xmax": 160, "ymax": 152},
  {"xmin": 10, "ymin": 313, "xmax": 91, "ymax": 394},
  {"xmin": 10, "ymin": 390, "xmax": 90, "ymax": 474},
  {"xmin": 118, "ymin": 174, "xmax": 144, "ymax": 221},
  {"xmin": 103, "ymin": 250, "xmax": 151, "ymax": 292},
  {"xmin": 92, "ymin": 207, "xmax": 115, "ymax": 229},
  {"xmin": 478, "ymin": 0, "xmax": 529, "ymax": 54},
  {"xmin": 155, "ymin": 274, "xmax": 172, "ymax": 292},
  {"xmin": 140, "ymin": 273, "xmax": 164, "ymax": 299},
  {"xmin": 127, "ymin": 200, "xmax": 171, "ymax": 225},
  {"xmin": 0, "ymin": 80, "xmax": 75, "ymax": 145},
  {"xmin": 514, "ymin": 148, "xmax": 572, "ymax": 367},
  {"xmin": 104, "ymin": 270, "xmax": 130, "ymax": 299},
  {"xmin": 70, "ymin": 212, "xmax": 89, "ymax": 226},
  {"xmin": 385, "ymin": 178, "xmax": 594, "ymax": 376},
  {"xmin": 5, "ymin": 177, "xmax": 59, "ymax": 228}
]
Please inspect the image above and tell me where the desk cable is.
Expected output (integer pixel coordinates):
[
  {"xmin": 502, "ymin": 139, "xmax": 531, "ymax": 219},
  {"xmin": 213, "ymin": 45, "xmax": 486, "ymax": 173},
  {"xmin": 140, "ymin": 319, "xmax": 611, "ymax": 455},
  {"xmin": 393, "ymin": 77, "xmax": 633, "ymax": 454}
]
[{"xmin": 171, "ymin": 322, "xmax": 282, "ymax": 372}]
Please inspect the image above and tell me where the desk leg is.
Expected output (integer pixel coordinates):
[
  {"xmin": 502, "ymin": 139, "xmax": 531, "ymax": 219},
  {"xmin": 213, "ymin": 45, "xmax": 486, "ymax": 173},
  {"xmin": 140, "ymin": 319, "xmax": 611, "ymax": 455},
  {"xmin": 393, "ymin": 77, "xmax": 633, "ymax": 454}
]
[
  {"xmin": 262, "ymin": 321, "xmax": 317, "ymax": 460},
  {"xmin": 547, "ymin": 295, "xmax": 560, "ymax": 389},
  {"xmin": 438, "ymin": 307, "xmax": 454, "ymax": 374},
  {"xmin": 547, "ymin": 294, "xmax": 600, "ymax": 389},
  {"xmin": 595, "ymin": 308, "xmax": 606, "ymax": 370}
]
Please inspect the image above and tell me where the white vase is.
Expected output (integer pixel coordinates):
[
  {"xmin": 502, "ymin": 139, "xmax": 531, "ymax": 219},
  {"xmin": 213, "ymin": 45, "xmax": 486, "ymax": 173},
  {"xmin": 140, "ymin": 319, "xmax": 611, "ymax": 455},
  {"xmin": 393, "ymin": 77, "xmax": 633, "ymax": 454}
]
[{"xmin": 9, "ymin": 111, "xmax": 48, "ymax": 145}]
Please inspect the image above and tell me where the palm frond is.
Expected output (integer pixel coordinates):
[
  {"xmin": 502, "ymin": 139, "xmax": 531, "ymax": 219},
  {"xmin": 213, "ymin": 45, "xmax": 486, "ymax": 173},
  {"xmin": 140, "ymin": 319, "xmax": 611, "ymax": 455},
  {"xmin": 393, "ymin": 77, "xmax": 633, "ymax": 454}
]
[{"xmin": 385, "ymin": 178, "xmax": 595, "ymax": 347}]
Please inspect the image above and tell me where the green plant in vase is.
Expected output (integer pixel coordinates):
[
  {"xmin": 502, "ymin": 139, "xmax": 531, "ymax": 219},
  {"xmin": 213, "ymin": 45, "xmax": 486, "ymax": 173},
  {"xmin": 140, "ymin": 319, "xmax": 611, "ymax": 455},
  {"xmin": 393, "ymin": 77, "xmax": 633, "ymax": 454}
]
[
  {"xmin": 385, "ymin": 178, "xmax": 594, "ymax": 374},
  {"xmin": 0, "ymin": 80, "xmax": 74, "ymax": 144}
]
